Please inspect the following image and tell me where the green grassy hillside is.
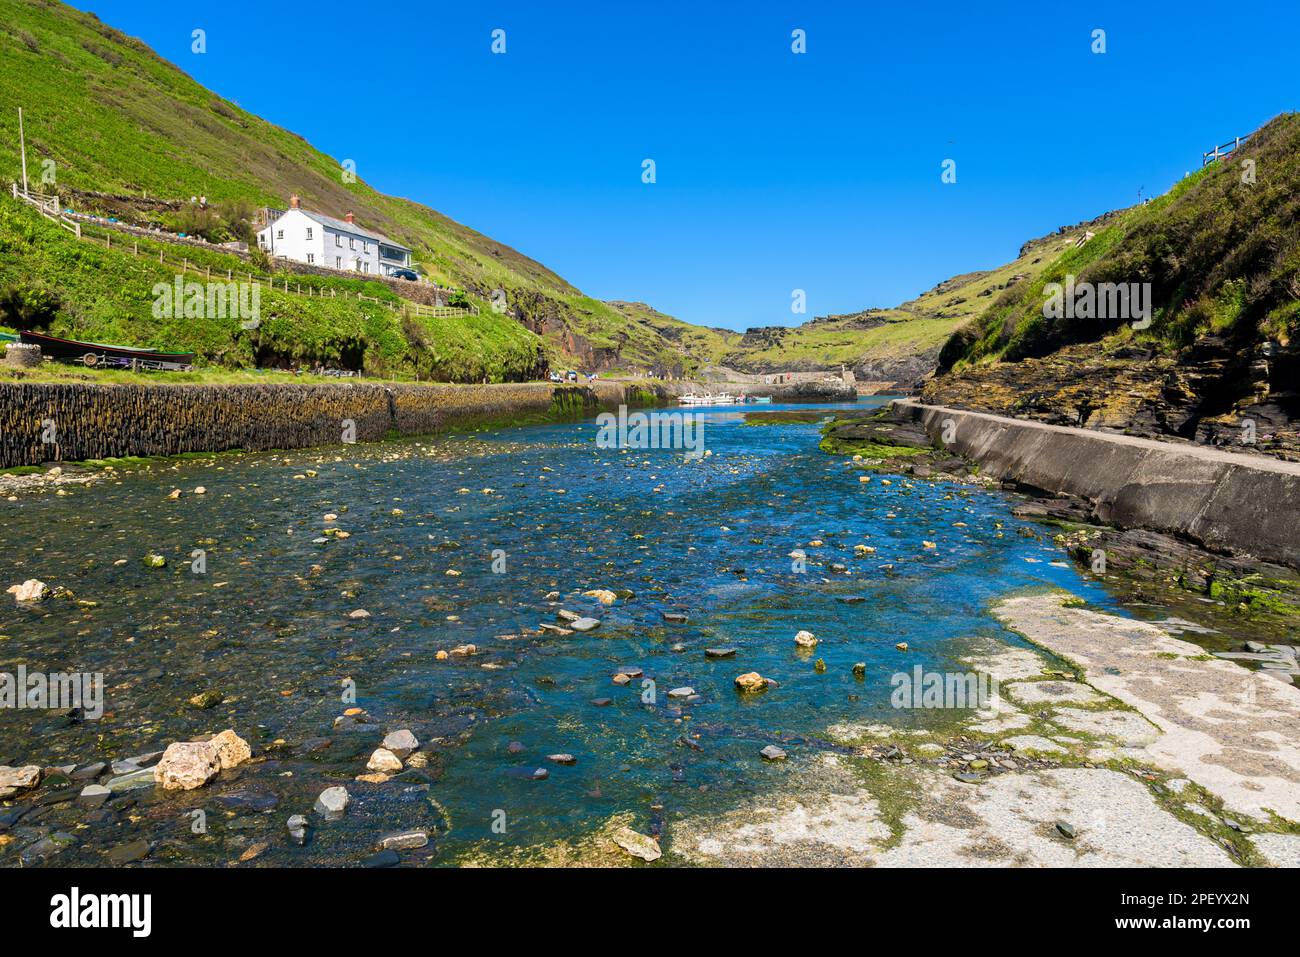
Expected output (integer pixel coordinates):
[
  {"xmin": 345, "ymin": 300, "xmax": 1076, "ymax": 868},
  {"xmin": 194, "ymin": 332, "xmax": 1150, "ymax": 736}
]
[
  {"xmin": 942, "ymin": 113, "xmax": 1300, "ymax": 369},
  {"xmin": 719, "ymin": 226, "xmax": 1087, "ymax": 385},
  {"xmin": 0, "ymin": 0, "xmax": 719, "ymax": 378}
]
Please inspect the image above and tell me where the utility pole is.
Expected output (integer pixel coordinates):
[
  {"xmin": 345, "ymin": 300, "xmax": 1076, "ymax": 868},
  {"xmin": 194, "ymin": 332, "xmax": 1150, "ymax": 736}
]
[{"xmin": 18, "ymin": 106, "xmax": 29, "ymax": 195}]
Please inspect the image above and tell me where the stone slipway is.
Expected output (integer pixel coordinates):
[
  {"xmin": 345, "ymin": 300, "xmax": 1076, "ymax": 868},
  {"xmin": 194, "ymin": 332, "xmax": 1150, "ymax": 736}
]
[
  {"xmin": 995, "ymin": 594, "xmax": 1300, "ymax": 825},
  {"xmin": 892, "ymin": 398, "xmax": 1300, "ymax": 569}
]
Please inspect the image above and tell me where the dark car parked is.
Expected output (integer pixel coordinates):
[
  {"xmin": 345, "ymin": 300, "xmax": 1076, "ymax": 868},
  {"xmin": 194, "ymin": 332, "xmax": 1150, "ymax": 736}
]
[{"xmin": 390, "ymin": 268, "xmax": 419, "ymax": 281}]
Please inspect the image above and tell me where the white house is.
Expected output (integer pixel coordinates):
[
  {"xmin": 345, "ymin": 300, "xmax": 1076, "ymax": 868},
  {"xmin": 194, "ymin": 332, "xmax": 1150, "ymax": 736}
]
[{"xmin": 257, "ymin": 195, "xmax": 413, "ymax": 277}]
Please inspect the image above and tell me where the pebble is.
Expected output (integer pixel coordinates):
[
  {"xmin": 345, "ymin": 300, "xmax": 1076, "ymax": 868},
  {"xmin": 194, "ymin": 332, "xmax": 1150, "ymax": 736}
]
[
  {"xmin": 105, "ymin": 838, "xmax": 150, "ymax": 865},
  {"xmin": 662, "ymin": 612, "xmax": 689, "ymax": 623},
  {"xmin": 704, "ymin": 647, "xmax": 737, "ymax": 658},
  {"xmin": 760, "ymin": 745, "xmax": 787, "ymax": 761},
  {"xmin": 1055, "ymin": 821, "xmax": 1076, "ymax": 840},
  {"xmin": 570, "ymin": 617, "xmax": 601, "ymax": 632},
  {"xmin": 77, "ymin": 784, "xmax": 111, "ymax": 808},
  {"xmin": 546, "ymin": 754, "xmax": 577, "ymax": 765},
  {"xmin": 287, "ymin": 814, "xmax": 311, "ymax": 846}
]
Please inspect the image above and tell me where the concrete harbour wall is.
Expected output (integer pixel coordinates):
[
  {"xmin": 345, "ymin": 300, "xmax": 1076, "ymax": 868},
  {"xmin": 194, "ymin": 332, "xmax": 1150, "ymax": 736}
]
[{"xmin": 894, "ymin": 398, "xmax": 1300, "ymax": 568}]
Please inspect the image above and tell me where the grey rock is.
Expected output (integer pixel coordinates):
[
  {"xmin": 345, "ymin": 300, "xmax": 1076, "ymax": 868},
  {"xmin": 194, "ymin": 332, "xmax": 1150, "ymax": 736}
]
[
  {"xmin": 570, "ymin": 617, "xmax": 601, "ymax": 632},
  {"xmin": 760, "ymin": 745, "xmax": 787, "ymax": 761},
  {"xmin": 286, "ymin": 814, "xmax": 311, "ymax": 846},
  {"xmin": 313, "ymin": 785, "xmax": 350, "ymax": 821},
  {"xmin": 378, "ymin": 829, "xmax": 429, "ymax": 851},
  {"xmin": 70, "ymin": 762, "xmax": 107, "ymax": 781},
  {"xmin": 78, "ymin": 784, "xmax": 111, "ymax": 808},
  {"xmin": 105, "ymin": 768, "xmax": 156, "ymax": 793},
  {"xmin": 105, "ymin": 838, "xmax": 150, "ymax": 865},
  {"xmin": 381, "ymin": 729, "xmax": 419, "ymax": 759},
  {"xmin": 704, "ymin": 647, "xmax": 737, "ymax": 658}
]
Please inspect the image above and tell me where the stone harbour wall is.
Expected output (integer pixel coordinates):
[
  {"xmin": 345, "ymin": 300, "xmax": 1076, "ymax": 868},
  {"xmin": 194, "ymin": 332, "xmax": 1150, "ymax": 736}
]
[
  {"xmin": 0, "ymin": 379, "xmax": 689, "ymax": 469},
  {"xmin": 894, "ymin": 398, "xmax": 1300, "ymax": 569}
]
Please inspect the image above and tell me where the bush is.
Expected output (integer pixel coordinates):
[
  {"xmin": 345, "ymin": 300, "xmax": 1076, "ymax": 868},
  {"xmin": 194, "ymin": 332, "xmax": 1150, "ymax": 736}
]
[{"xmin": 0, "ymin": 283, "xmax": 61, "ymax": 330}]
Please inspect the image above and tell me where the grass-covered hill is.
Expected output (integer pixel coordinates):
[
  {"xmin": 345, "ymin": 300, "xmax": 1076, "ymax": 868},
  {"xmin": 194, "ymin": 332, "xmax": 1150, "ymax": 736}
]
[
  {"xmin": 0, "ymin": 0, "xmax": 723, "ymax": 379},
  {"xmin": 941, "ymin": 113, "xmax": 1300, "ymax": 369},
  {"xmin": 717, "ymin": 224, "xmax": 1091, "ymax": 389},
  {"xmin": 925, "ymin": 113, "xmax": 1300, "ymax": 455}
]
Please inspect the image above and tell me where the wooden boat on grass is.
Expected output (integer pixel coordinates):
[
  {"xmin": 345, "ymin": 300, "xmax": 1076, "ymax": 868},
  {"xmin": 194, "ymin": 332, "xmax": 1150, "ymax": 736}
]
[{"xmin": 20, "ymin": 331, "xmax": 195, "ymax": 371}]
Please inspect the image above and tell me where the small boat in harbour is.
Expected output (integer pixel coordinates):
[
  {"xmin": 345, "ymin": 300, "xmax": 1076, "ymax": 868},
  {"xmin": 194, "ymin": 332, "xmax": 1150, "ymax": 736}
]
[
  {"xmin": 19, "ymin": 330, "xmax": 196, "ymax": 371},
  {"xmin": 678, "ymin": 392, "xmax": 739, "ymax": 406}
]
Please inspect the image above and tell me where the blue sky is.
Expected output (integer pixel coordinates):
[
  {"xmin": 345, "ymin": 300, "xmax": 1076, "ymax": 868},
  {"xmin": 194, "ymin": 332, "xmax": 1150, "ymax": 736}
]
[{"xmin": 75, "ymin": 1, "xmax": 1300, "ymax": 330}]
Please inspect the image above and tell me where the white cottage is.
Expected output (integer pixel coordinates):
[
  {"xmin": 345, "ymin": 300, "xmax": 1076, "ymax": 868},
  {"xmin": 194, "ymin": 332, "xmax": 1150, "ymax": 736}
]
[{"xmin": 257, "ymin": 195, "xmax": 413, "ymax": 277}]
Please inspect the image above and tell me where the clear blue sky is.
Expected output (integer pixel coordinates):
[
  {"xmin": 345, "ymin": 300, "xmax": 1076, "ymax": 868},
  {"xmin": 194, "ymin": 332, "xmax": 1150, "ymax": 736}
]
[{"xmin": 74, "ymin": 0, "xmax": 1300, "ymax": 330}]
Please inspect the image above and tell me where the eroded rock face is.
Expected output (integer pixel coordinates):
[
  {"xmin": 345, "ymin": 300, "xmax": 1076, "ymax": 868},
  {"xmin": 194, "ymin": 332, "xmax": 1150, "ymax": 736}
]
[{"xmin": 154, "ymin": 742, "xmax": 221, "ymax": 791}]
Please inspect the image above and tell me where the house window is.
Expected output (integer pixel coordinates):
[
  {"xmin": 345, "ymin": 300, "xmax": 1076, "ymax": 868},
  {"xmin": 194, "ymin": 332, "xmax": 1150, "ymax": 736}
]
[
  {"xmin": 306, "ymin": 228, "xmax": 313, "ymax": 240},
  {"xmin": 335, "ymin": 256, "xmax": 341, "ymax": 268},
  {"xmin": 335, "ymin": 235, "xmax": 341, "ymax": 247},
  {"xmin": 276, "ymin": 229, "xmax": 284, "ymax": 240},
  {"xmin": 349, "ymin": 238, "xmax": 355, "ymax": 249},
  {"xmin": 306, "ymin": 253, "xmax": 315, "ymax": 264}
]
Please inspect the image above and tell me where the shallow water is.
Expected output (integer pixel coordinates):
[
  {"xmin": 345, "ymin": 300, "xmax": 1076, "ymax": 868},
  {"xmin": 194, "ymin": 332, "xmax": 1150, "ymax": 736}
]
[{"xmin": 0, "ymin": 399, "xmax": 1130, "ymax": 865}]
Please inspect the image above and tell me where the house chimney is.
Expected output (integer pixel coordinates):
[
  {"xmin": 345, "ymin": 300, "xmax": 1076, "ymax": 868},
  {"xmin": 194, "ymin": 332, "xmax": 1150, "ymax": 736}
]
[
  {"xmin": 289, "ymin": 194, "xmax": 300, "ymax": 210},
  {"xmin": 344, "ymin": 211, "xmax": 355, "ymax": 224}
]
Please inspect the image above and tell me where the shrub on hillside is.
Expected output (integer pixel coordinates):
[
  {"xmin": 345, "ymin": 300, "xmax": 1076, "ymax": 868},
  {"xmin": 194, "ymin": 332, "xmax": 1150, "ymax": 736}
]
[{"xmin": 0, "ymin": 284, "xmax": 61, "ymax": 331}]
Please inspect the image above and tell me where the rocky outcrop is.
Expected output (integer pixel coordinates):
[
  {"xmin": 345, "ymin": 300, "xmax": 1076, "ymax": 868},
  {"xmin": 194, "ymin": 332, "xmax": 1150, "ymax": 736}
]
[{"xmin": 925, "ymin": 338, "xmax": 1300, "ymax": 461}]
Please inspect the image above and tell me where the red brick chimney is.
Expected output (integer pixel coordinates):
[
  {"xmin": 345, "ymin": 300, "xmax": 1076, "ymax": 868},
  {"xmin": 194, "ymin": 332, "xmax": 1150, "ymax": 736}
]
[
  {"xmin": 344, "ymin": 211, "xmax": 355, "ymax": 224},
  {"xmin": 289, "ymin": 194, "xmax": 300, "ymax": 209}
]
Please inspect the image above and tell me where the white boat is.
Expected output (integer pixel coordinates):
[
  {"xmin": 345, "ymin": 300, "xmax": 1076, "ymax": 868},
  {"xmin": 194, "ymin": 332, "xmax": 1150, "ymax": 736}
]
[{"xmin": 679, "ymin": 392, "xmax": 739, "ymax": 406}]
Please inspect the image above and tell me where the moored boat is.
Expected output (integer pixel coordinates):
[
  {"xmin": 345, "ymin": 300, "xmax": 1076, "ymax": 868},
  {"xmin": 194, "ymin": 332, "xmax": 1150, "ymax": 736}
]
[{"xmin": 19, "ymin": 331, "xmax": 195, "ymax": 371}]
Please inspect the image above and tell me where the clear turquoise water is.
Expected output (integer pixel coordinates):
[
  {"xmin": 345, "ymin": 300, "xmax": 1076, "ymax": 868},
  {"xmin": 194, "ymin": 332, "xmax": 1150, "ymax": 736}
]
[{"xmin": 0, "ymin": 400, "xmax": 1124, "ymax": 865}]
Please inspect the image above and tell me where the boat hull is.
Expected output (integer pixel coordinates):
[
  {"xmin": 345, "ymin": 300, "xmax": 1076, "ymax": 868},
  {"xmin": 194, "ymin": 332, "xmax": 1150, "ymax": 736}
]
[{"xmin": 19, "ymin": 331, "xmax": 195, "ymax": 371}]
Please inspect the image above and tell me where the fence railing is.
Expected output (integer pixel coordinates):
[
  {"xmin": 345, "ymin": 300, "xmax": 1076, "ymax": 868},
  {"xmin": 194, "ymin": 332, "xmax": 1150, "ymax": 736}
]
[
  {"xmin": 7, "ymin": 187, "xmax": 474, "ymax": 319},
  {"xmin": 11, "ymin": 183, "xmax": 80, "ymax": 237},
  {"xmin": 1203, "ymin": 136, "xmax": 1244, "ymax": 166}
]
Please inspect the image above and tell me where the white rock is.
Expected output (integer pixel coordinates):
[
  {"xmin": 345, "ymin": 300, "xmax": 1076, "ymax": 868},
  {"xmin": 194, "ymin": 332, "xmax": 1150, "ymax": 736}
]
[
  {"xmin": 0, "ymin": 765, "xmax": 41, "ymax": 789},
  {"xmin": 612, "ymin": 826, "xmax": 662, "ymax": 862},
  {"xmin": 367, "ymin": 748, "xmax": 403, "ymax": 773},
  {"xmin": 154, "ymin": 741, "xmax": 221, "ymax": 791},
  {"xmin": 794, "ymin": 630, "xmax": 818, "ymax": 648},
  {"xmin": 6, "ymin": 579, "xmax": 47, "ymax": 602}
]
